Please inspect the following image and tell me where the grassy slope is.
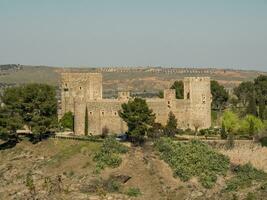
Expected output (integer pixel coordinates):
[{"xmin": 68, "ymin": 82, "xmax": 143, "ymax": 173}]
[{"xmin": 0, "ymin": 139, "xmax": 266, "ymax": 200}]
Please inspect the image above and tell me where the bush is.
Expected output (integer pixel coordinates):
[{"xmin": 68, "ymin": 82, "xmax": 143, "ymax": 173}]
[
  {"xmin": 147, "ymin": 123, "xmax": 164, "ymax": 139},
  {"xmin": 225, "ymin": 163, "xmax": 267, "ymax": 192},
  {"xmin": 60, "ymin": 112, "xmax": 74, "ymax": 131},
  {"xmin": 93, "ymin": 137, "xmax": 128, "ymax": 172},
  {"xmin": 154, "ymin": 138, "xmax": 230, "ymax": 188},
  {"xmin": 259, "ymin": 136, "xmax": 267, "ymax": 147},
  {"xmin": 126, "ymin": 187, "xmax": 141, "ymax": 197},
  {"xmin": 240, "ymin": 115, "xmax": 264, "ymax": 136},
  {"xmin": 199, "ymin": 127, "xmax": 221, "ymax": 137},
  {"xmin": 101, "ymin": 126, "xmax": 109, "ymax": 138}
]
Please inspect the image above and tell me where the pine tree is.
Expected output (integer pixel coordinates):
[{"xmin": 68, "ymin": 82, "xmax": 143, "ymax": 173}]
[{"xmin": 164, "ymin": 111, "xmax": 177, "ymax": 137}]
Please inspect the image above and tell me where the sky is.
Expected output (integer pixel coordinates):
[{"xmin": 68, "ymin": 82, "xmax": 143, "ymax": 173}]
[{"xmin": 0, "ymin": 0, "xmax": 267, "ymax": 71}]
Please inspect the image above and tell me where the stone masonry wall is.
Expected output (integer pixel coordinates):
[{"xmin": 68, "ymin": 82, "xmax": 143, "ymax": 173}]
[{"xmin": 60, "ymin": 73, "xmax": 212, "ymax": 135}]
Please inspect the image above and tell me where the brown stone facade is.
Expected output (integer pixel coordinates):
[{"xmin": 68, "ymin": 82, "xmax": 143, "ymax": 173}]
[{"xmin": 60, "ymin": 73, "xmax": 212, "ymax": 135}]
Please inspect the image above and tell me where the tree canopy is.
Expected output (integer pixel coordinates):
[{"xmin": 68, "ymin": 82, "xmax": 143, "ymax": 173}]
[
  {"xmin": 233, "ymin": 75, "xmax": 267, "ymax": 120},
  {"xmin": 0, "ymin": 84, "xmax": 58, "ymax": 142},
  {"xmin": 119, "ymin": 98, "xmax": 155, "ymax": 144},
  {"xmin": 211, "ymin": 80, "xmax": 229, "ymax": 111},
  {"xmin": 60, "ymin": 111, "xmax": 74, "ymax": 131},
  {"xmin": 170, "ymin": 81, "xmax": 184, "ymax": 99},
  {"xmin": 234, "ymin": 81, "xmax": 255, "ymax": 107},
  {"xmin": 164, "ymin": 111, "xmax": 178, "ymax": 137}
]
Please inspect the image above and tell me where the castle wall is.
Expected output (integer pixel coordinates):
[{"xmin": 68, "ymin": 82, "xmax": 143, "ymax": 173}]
[{"xmin": 61, "ymin": 73, "xmax": 212, "ymax": 135}]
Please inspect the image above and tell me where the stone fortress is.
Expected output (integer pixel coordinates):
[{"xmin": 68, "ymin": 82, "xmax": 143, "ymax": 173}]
[{"xmin": 59, "ymin": 72, "xmax": 212, "ymax": 135}]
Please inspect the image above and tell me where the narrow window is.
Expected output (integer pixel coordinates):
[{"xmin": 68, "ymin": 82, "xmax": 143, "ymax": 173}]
[
  {"xmin": 102, "ymin": 111, "xmax": 104, "ymax": 116},
  {"xmin": 187, "ymin": 92, "xmax": 190, "ymax": 99},
  {"xmin": 80, "ymin": 87, "xmax": 82, "ymax": 90}
]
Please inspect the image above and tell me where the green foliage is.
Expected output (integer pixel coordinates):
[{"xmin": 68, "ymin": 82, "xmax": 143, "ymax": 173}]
[
  {"xmin": 119, "ymin": 98, "xmax": 155, "ymax": 144},
  {"xmin": 254, "ymin": 75, "xmax": 267, "ymax": 120},
  {"xmin": 154, "ymin": 138, "xmax": 230, "ymax": 188},
  {"xmin": 93, "ymin": 137, "xmax": 128, "ymax": 172},
  {"xmin": 246, "ymin": 93, "xmax": 258, "ymax": 116},
  {"xmin": 240, "ymin": 115, "xmax": 264, "ymax": 136},
  {"xmin": 199, "ymin": 127, "xmax": 221, "ymax": 137},
  {"xmin": 85, "ymin": 107, "xmax": 88, "ymax": 135},
  {"xmin": 233, "ymin": 76, "xmax": 267, "ymax": 120},
  {"xmin": 147, "ymin": 123, "xmax": 164, "ymax": 139},
  {"xmin": 170, "ymin": 81, "xmax": 184, "ymax": 99},
  {"xmin": 234, "ymin": 81, "xmax": 255, "ymax": 107},
  {"xmin": 60, "ymin": 112, "xmax": 74, "ymax": 131},
  {"xmin": 0, "ymin": 84, "xmax": 57, "ymax": 142},
  {"xmin": 259, "ymin": 137, "xmax": 267, "ymax": 147},
  {"xmin": 126, "ymin": 187, "xmax": 142, "ymax": 197},
  {"xmin": 158, "ymin": 90, "xmax": 164, "ymax": 98},
  {"xmin": 225, "ymin": 163, "xmax": 267, "ymax": 192},
  {"xmin": 164, "ymin": 111, "xmax": 178, "ymax": 137},
  {"xmin": 26, "ymin": 171, "xmax": 36, "ymax": 196},
  {"xmin": 211, "ymin": 80, "xmax": 229, "ymax": 111},
  {"xmin": 222, "ymin": 111, "xmax": 240, "ymax": 135}
]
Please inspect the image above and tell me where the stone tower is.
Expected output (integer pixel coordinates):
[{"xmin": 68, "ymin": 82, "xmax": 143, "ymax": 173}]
[
  {"xmin": 59, "ymin": 73, "xmax": 102, "ymax": 118},
  {"xmin": 183, "ymin": 77, "xmax": 212, "ymax": 130}
]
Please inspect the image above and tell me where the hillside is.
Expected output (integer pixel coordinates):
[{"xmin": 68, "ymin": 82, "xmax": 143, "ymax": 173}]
[
  {"xmin": 0, "ymin": 138, "xmax": 266, "ymax": 200},
  {"xmin": 0, "ymin": 65, "xmax": 266, "ymax": 96}
]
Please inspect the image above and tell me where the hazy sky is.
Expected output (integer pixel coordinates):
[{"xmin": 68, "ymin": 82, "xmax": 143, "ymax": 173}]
[{"xmin": 0, "ymin": 0, "xmax": 267, "ymax": 71}]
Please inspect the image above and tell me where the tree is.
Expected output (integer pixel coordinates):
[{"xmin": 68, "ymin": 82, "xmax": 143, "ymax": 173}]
[
  {"xmin": 240, "ymin": 115, "xmax": 264, "ymax": 137},
  {"xmin": 164, "ymin": 111, "xmax": 177, "ymax": 137},
  {"xmin": 60, "ymin": 112, "xmax": 74, "ymax": 131},
  {"xmin": 85, "ymin": 107, "xmax": 88, "ymax": 135},
  {"xmin": 246, "ymin": 92, "xmax": 258, "ymax": 116},
  {"xmin": 254, "ymin": 75, "xmax": 267, "ymax": 120},
  {"xmin": 0, "ymin": 84, "xmax": 58, "ymax": 142},
  {"xmin": 119, "ymin": 98, "xmax": 155, "ymax": 144},
  {"xmin": 0, "ymin": 106, "xmax": 23, "ymax": 141},
  {"xmin": 211, "ymin": 80, "xmax": 229, "ymax": 111},
  {"xmin": 170, "ymin": 81, "xmax": 184, "ymax": 99},
  {"xmin": 234, "ymin": 81, "xmax": 255, "ymax": 107},
  {"xmin": 222, "ymin": 111, "xmax": 240, "ymax": 135}
]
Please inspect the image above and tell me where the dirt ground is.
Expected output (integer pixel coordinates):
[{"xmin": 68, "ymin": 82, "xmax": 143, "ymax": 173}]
[{"xmin": 0, "ymin": 139, "xmax": 266, "ymax": 200}]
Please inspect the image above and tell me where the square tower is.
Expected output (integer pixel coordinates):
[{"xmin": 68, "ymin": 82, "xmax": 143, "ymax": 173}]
[{"xmin": 60, "ymin": 72, "xmax": 102, "ymax": 118}]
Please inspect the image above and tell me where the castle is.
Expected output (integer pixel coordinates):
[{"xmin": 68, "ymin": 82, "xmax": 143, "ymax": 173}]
[{"xmin": 59, "ymin": 72, "xmax": 212, "ymax": 135}]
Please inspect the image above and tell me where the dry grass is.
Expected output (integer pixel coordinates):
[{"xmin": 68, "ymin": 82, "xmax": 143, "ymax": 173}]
[{"xmin": 219, "ymin": 142, "xmax": 267, "ymax": 172}]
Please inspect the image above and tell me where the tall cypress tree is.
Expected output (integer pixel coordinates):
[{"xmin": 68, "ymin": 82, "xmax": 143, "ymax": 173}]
[
  {"xmin": 246, "ymin": 93, "xmax": 257, "ymax": 117},
  {"xmin": 259, "ymin": 98, "xmax": 266, "ymax": 120},
  {"xmin": 84, "ymin": 107, "xmax": 88, "ymax": 135}
]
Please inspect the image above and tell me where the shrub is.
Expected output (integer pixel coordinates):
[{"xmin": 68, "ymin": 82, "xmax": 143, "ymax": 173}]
[
  {"xmin": 93, "ymin": 137, "xmax": 128, "ymax": 172},
  {"xmin": 240, "ymin": 115, "xmax": 264, "ymax": 136},
  {"xmin": 225, "ymin": 163, "xmax": 267, "ymax": 192},
  {"xmin": 147, "ymin": 123, "xmax": 164, "ymax": 139},
  {"xmin": 154, "ymin": 138, "xmax": 230, "ymax": 188},
  {"xmin": 126, "ymin": 187, "xmax": 141, "ymax": 197},
  {"xmin": 222, "ymin": 111, "xmax": 240, "ymax": 135},
  {"xmin": 259, "ymin": 136, "xmax": 267, "ymax": 147},
  {"xmin": 199, "ymin": 127, "xmax": 221, "ymax": 137},
  {"xmin": 101, "ymin": 126, "xmax": 109, "ymax": 138},
  {"xmin": 60, "ymin": 111, "xmax": 74, "ymax": 131}
]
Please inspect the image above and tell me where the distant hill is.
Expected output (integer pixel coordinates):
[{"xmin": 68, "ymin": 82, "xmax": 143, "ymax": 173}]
[{"xmin": 1, "ymin": 65, "xmax": 266, "ymax": 95}]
